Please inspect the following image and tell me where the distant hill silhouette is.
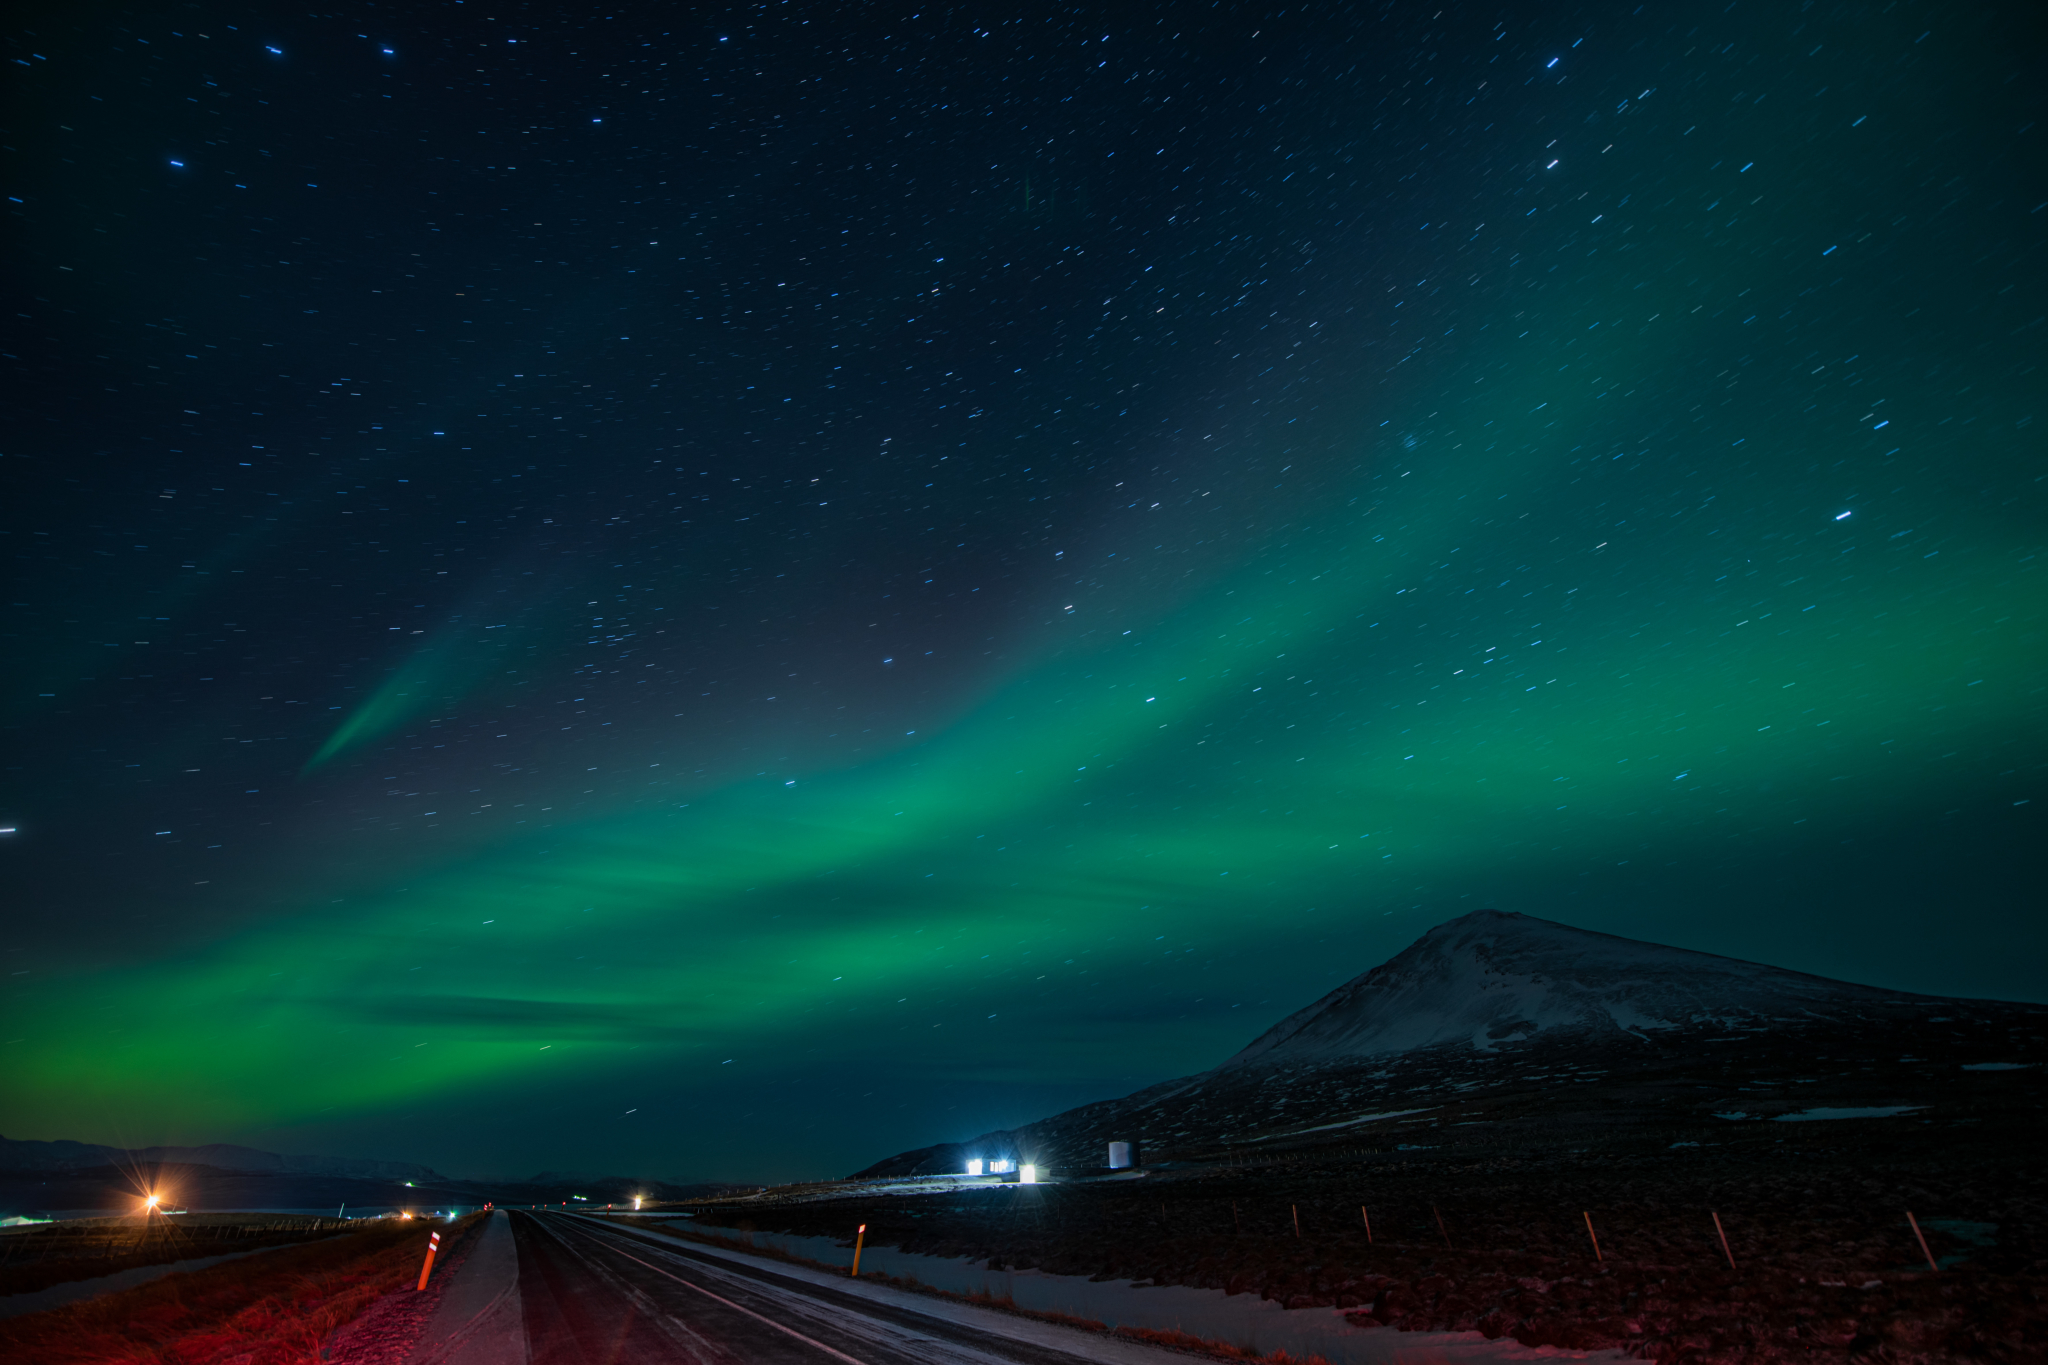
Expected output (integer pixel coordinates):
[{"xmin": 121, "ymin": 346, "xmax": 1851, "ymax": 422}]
[{"xmin": 0, "ymin": 1136, "xmax": 445, "ymax": 1183}]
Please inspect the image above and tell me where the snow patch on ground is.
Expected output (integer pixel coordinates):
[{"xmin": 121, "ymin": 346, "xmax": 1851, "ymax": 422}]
[
  {"xmin": 1259, "ymin": 1108, "xmax": 1437, "ymax": 1139},
  {"xmin": 1770, "ymin": 1106, "xmax": 1924, "ymax": 1122}
]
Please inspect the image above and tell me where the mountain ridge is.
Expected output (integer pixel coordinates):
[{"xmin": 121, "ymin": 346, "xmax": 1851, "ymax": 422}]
[
  {"xmin": 854, "ymin": 909, "xmax": 2038, "ymax": 1179},
  {"xmin": 0, "ymin": 1135, "xmax": 447, "ymax": 1183}
]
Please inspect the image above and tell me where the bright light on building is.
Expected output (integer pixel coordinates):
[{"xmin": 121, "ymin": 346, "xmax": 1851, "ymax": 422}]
[
  {"xmin": 1019, "ymin": 1164, "xmax": 1038, "ymax": 1185},
  {"xmin": 964, "ymin": 1159, "xmax": 983, "ymax": 1176}
]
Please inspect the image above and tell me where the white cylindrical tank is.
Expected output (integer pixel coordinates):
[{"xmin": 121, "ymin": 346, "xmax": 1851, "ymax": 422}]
[{"xmin": 1107, "ymin": 1141, "xmax": 1132, "ymax": 1169}]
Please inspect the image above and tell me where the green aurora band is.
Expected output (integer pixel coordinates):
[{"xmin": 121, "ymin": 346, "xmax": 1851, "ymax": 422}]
[{"xmin": 13, "ymin": 343, "xmax": 2042, "ymax": 1172}]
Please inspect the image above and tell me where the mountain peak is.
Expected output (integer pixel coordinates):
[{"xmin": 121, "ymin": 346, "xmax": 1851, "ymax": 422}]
[{"xmin": 1223, "ymin": 909, "xmax": 1914, "ymax": 1066}]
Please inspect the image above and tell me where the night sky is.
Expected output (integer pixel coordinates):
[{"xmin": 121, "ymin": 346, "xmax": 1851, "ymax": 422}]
[{"xmin": 4, "ymin": 1, "xmax": 2042, "ymax": 1186}]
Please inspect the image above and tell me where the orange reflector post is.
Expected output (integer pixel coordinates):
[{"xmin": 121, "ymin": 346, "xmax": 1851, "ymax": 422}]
[
  {"xmin": 851, "ymin": 1223, "xmax": 866, "ymax": 1278},
  {"xmin": 417, "ymin": 1231, "xmax": 442, "ymax": 1291}
]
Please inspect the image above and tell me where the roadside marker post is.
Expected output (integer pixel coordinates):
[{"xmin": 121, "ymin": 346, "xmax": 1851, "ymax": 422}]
[
  {"xmin": 850, "ymin": 1224, "xmax": 866, "ymax": 1278},
  {"xmin": 417, "ymin": 1231, "xmax": 442, "ymax": 1291},
  {"xmin": 1361, "ymin": 1205, "xmax": 1372, "ymax": 1243},
  {"xmin": 1583, "ymin": 1211, "xmax": 1603, "ymax": 1262},
  {"xmin": 1906, "ymin": 1211, "xmax": 1939, "ymax": 1272},
  {"xmin": 1711, "ymin": 1212, "xmax": 1737, "ymax": 1272}
]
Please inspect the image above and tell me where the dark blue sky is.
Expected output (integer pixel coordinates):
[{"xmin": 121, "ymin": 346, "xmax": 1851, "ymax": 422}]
[{"xmin": 3, "ymin": 0, "xmax": 2042, "ymax": 1183}]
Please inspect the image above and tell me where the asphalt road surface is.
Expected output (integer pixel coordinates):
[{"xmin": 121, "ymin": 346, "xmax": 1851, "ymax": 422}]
[{"xmin": 507, "ymin": 1211, "xmax": 1187, "ymax": 1365}]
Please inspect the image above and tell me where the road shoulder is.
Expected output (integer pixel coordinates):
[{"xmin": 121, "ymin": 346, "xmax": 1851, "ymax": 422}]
[{"xmin": 406, "ymin": 1212, "xmax": 524, "ymax": 1365}]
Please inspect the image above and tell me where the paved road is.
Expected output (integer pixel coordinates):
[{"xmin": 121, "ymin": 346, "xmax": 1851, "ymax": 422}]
[{"xmin": 507, "ymin": 1211, "xmax": 1185, "ymax": 1365}]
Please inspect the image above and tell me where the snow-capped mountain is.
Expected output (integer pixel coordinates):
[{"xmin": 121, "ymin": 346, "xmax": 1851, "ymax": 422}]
[{"xmin": 1224, "ymin": 909, "xmax": 1909, "ymax": 1065}]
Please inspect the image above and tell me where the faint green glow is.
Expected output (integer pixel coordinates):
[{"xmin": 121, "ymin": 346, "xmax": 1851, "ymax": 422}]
[
  {"xmin": 305, "ymin": 635, "xmax": 483, "ymax": 771},
  {"xmin": 306, "ymin": 676, "xmax": 427, "ymax": 770}
]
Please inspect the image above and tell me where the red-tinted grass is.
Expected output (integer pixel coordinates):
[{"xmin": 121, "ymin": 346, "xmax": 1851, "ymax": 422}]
[{"xmin": 0, "ymin": 1215, "xmax": 482, "ymax": 1365}]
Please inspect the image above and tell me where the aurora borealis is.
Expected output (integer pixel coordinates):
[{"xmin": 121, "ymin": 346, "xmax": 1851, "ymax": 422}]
[{"xmin": 3, "ymin": 1, "xmax": 2041, "ymax": 1184}]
